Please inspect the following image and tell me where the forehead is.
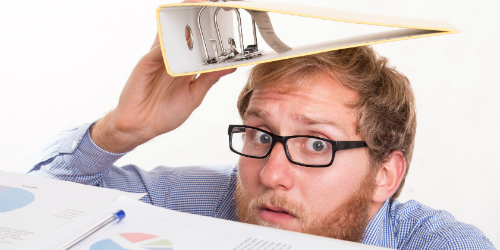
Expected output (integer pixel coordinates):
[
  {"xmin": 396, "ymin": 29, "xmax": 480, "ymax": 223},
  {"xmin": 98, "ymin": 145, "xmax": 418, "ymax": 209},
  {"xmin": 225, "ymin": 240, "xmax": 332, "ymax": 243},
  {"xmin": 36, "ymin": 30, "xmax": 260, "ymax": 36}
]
[{"xmin": 245, "ymin": 72, "xmax": 360, "ymax": 137}]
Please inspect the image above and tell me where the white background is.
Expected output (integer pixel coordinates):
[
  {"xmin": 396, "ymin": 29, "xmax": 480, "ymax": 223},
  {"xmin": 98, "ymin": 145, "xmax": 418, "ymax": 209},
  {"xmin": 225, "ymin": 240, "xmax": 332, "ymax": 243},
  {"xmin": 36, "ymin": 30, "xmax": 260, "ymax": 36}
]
[{"xmin": 0, "ymin": 0, "xmax": 498, "ymax": 247}]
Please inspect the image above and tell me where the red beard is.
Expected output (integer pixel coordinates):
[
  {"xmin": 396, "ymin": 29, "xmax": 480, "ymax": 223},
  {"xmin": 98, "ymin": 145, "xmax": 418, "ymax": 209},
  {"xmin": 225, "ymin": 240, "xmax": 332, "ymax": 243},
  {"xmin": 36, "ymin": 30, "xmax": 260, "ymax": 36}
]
[{"xmin": 235, "ymin": 168, "xmax": 376, "ymax": 242}]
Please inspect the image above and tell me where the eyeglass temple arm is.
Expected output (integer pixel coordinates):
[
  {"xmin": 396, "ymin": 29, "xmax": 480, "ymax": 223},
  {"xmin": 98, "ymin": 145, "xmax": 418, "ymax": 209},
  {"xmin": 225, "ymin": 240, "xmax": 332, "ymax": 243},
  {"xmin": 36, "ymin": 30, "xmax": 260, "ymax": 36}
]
[{"xmin": 337, "ymin": 141, "xmax": 368, "ymax": 151}]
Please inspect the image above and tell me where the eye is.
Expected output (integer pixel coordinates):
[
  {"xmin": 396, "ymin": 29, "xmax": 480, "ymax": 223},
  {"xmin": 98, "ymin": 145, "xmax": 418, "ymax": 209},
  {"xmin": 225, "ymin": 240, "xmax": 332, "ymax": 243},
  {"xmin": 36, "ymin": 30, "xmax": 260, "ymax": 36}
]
[
  {"xmin": 254, "ymin": 131, "xmax": 272, "ymax": 144},
  {"xmin": 305, "ymin": 138, "xmax": 327, "ymax": 152}
]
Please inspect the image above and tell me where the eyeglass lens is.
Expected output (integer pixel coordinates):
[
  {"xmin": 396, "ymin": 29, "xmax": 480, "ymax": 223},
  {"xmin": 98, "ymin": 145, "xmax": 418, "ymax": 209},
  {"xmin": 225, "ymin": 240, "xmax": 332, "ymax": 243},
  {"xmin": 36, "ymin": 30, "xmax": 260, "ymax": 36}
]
[{"xmin": 230, "ymin": 127, "xmax": 333, "ymax": 166}]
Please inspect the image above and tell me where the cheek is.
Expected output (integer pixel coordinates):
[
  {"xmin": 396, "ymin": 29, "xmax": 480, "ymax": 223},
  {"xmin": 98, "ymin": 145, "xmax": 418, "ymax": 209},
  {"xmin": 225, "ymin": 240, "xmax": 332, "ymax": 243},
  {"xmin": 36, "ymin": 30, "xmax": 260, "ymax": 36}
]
[
  {"xmin": 296, "ymin": 170, "xmax": 345, "ymax": 211},
  {"xmin": 237, "ymin": 157, "xmax": 264, "ymax": 195},
  {"xmin": 301, "ymin": 150, "xmax": 370, "ymax": 209}
]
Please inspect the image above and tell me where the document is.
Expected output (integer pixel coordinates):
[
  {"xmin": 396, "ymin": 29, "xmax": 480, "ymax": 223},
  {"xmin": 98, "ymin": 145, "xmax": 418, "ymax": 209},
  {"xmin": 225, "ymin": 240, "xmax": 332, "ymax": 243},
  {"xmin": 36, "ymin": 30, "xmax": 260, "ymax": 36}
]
[
  {"xmin": 0, "ymin": 171, "xmax": 144, "ymax": 250},
  {"xmin": 1, "ymin": 173, "xmax": 385, "ymax": 249},
  {"xmin": 22, "ymin": 196, "xmax": 386, "ymax": 250}
]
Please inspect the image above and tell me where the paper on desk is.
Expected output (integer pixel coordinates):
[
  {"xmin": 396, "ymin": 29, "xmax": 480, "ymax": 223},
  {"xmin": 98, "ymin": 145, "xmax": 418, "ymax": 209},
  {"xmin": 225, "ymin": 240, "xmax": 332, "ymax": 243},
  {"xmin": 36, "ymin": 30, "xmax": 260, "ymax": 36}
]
[
  {"xmin": 50, "ymin": 196, "xmax": 386, "ymax": 250},
  {"xmin": 0, "ymin": 171, "xmax": 144, "ymax": 250}
]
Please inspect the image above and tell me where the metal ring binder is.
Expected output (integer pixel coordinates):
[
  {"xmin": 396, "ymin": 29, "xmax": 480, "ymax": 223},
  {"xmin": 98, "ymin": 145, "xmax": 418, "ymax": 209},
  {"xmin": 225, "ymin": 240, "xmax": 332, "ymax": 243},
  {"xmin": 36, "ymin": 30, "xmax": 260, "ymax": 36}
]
[
  {"xmin": 214, "ymin": 7, "xmax": 246, "ymax": 56},
  {"xmin": 197, "ymin": 6, "xmax": 214, "ymax": 63},
  {"xmin": 197, "ymin": 6, "xmax": 262, "ymax": 64}
]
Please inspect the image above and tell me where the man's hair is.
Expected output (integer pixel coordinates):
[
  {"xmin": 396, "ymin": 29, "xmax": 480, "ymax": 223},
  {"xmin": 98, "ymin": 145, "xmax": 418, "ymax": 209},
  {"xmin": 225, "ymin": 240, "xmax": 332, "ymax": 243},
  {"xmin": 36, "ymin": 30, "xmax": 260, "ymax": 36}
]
[{"xmin": 237, "ymin": 46, "xmax": 416, "ymax": 200}]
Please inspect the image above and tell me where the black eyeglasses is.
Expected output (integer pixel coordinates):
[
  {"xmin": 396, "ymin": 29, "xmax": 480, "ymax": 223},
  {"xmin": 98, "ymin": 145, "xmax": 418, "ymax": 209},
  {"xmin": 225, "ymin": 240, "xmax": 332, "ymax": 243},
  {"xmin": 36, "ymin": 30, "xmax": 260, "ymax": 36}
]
[{"xmin": 228, "ymin": 125, "xmax": 368, "ymax": 168}]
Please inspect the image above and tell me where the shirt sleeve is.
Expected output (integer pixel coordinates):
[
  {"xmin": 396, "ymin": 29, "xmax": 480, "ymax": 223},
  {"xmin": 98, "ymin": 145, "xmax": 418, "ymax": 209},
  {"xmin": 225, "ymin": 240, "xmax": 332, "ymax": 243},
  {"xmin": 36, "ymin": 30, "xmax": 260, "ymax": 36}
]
[
  {"xmin": 22, "ymin": 123, "xmax": 158, "ymax": 204},
  {"xmin": 391, "ymin": 200, "xmax": 496, "ymax": 250},
  {"xmin": 21, "ymin": 123, "xmax": 239, "ymax": 221},
  {"xmin": 23, "ymin": 123, "xmax": 124, "ymax": 183},
  {"xmin": 441, "ymin": 236, "xmax": 497, "ymax": 250}
]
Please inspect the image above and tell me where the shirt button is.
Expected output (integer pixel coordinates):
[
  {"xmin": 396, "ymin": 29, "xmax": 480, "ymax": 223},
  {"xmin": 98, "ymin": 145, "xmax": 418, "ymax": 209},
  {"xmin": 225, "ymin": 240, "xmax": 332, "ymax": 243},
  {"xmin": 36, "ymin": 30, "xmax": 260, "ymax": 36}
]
[{"xmin": 71, "ymin": 141, "xmax": 77, "ymax": 150}]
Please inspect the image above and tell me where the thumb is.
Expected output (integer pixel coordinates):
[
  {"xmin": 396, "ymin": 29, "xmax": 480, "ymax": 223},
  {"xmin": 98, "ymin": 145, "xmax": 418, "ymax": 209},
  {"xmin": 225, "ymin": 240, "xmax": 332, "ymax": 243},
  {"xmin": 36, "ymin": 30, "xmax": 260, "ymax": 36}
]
[
  {"xmin": 151, "ymin": 33, "xmax": 160, "ymax": 51},
  {"xmin": 138, "ymin": 39, "xmax": 164, "ymax": 68}
]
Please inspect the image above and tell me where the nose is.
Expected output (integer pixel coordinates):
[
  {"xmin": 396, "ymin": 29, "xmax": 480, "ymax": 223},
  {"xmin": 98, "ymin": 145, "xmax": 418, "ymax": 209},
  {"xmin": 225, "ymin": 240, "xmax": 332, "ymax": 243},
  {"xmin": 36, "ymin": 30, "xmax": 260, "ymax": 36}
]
[{"xmin": 259, "ymin": 141, "xmax": 295, "ymax": 190}]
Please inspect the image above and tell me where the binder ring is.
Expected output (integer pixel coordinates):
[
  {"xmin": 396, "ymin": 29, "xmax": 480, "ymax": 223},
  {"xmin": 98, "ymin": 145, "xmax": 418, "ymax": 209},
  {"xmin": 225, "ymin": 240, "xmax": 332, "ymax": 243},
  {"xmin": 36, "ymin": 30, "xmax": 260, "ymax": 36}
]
[{"xmin": 197, "ymin": 6, "xmax": 261, "ymax": 64}]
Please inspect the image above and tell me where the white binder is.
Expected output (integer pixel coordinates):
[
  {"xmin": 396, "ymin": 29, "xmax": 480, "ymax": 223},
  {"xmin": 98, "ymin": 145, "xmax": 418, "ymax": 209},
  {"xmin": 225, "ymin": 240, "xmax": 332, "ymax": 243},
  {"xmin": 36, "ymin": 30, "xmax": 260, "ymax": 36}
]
[{"xmin": 156, "ymin": 1, "xmax": 459, "ymax": 76}]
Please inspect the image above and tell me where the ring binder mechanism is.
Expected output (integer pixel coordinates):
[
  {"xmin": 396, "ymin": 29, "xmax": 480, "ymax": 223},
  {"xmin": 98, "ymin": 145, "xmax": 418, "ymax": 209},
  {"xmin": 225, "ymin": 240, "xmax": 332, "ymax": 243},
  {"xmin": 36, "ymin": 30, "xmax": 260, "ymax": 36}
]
[
  {"xmin": 156, "ymin": 1, "xmax": 459, "ymax": 76},
  {"xmin": 198, "ymin": 6, "xmax": 263, "ymax": 64}
]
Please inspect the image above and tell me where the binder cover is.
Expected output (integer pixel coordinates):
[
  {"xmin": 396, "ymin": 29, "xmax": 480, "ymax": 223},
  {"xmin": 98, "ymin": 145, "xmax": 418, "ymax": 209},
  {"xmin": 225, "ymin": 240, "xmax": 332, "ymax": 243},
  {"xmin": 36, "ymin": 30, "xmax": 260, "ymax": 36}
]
[{"xmin": 156, "ymin": 1, "xmax": 459, "ymax": 76}]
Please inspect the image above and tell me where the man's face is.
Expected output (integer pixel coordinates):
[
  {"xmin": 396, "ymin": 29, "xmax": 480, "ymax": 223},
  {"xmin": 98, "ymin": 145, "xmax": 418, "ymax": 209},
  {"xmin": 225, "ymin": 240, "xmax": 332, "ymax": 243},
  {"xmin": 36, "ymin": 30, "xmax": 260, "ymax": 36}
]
[{"xmin": 236, "ymin": 72, "xmax": 376, "ymax": 241}]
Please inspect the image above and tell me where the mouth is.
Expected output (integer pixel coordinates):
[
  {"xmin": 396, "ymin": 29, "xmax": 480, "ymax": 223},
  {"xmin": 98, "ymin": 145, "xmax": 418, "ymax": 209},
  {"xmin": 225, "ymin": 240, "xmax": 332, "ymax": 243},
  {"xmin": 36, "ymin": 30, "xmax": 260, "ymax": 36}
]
[{"xmin": 258, "ymin": 204, "xmax": 296, "ymax": 223}]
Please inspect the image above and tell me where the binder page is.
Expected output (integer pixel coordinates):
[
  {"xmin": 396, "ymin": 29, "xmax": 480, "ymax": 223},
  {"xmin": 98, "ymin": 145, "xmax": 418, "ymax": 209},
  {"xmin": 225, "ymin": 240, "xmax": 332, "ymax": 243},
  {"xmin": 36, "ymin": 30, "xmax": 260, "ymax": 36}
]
[
  {"xmin": 246, "ymin": 10, "xmax": 292, "ymax": 54},
  {"xmin": 0, "ymin": 171, "xmax": 144, "ymax": 250}
]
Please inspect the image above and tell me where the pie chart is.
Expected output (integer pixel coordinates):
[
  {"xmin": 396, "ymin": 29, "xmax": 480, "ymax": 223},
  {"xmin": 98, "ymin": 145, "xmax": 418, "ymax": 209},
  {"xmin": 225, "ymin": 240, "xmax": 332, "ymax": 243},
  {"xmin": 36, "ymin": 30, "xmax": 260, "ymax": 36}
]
[
  {"xmin": 0, "ymin": 185, "xmax": 35, "ymax": 212},
  {"xmin": 90, "ymin": 233, "xmax": 173, "ymax": 250}
]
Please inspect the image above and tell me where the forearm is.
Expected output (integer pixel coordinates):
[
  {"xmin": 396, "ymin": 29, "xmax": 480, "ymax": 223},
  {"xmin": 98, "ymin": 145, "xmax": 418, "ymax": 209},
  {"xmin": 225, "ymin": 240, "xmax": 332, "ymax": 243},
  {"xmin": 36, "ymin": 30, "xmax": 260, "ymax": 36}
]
[{"xmin": 23, "ymin": 123, "xmax": 125, "ymax": 186}]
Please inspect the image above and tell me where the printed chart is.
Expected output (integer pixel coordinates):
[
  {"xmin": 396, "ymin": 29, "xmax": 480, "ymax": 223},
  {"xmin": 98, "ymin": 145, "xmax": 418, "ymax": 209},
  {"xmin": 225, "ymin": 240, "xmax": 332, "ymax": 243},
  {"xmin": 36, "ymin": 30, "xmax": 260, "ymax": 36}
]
[
  {"xmin": 0, "ymin": 185, "xmax": 35, "ymax": 212},
  {"xmin": 90, "ymin": 233, "xmax": 173, "ymax": 250}
]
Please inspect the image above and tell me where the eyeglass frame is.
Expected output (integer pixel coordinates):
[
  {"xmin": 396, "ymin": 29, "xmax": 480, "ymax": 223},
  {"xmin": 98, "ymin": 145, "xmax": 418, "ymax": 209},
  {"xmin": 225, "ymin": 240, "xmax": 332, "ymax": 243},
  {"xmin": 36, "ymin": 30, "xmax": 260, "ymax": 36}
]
[{"xmin": 228, "ymin": 125, "xmax": 369, "ymax": 168}]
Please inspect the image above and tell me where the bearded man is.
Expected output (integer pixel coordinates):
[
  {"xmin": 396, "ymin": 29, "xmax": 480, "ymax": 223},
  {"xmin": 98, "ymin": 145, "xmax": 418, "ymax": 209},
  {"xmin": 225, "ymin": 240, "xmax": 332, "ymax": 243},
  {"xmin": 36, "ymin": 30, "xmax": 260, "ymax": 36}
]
[{"xmin": 25, "ymin": 31, "xmax": 494, "ymax": 250}]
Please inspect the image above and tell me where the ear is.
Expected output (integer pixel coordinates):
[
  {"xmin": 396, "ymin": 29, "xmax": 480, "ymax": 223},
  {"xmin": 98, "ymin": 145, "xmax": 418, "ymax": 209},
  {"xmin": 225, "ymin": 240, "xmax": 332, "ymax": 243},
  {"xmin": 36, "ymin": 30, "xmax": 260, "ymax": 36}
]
[{"xmin": 371, "ymin": 151, "xmax": 406, "ymax": 203}]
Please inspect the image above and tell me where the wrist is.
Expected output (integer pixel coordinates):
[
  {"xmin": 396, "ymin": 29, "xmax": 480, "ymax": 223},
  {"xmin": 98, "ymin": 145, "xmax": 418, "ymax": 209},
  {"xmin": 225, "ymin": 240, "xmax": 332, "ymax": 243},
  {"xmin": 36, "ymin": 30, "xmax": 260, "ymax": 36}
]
[{"xmin": 90, "ymin": 111, "xmax": 149, "ymax": 153}]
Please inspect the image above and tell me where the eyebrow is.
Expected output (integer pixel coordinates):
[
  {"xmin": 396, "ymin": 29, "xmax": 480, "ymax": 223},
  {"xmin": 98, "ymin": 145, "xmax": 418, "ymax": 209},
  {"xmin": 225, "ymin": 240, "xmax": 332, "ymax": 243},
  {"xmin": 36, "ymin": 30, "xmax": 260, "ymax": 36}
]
[
  {"xmin": 244, "ymin": 108, "xmax": 347, "ymax": 135},
  {"xmin": 244, "ymin": 108, "xmax": 269, "ymax": 120},
  {"xmin": 293, "ymin": 113, "xmax": 347, "ymax": 134}
]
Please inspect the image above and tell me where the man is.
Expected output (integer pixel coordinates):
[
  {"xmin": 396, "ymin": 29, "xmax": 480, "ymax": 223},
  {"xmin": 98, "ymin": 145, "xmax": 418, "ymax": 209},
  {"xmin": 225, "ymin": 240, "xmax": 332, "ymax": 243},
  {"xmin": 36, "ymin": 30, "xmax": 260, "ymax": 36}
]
[{"xmin": 25, "ymin": 29, "xmax": 494, "ymax": 249}]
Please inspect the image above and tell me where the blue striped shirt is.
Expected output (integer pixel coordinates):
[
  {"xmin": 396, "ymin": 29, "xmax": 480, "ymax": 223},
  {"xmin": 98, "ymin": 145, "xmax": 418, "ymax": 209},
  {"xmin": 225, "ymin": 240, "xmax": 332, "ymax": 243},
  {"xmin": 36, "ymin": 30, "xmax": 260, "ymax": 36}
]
[{"xmin": 23, "ymin": 123, "xmax": 495, "ymax": 249}]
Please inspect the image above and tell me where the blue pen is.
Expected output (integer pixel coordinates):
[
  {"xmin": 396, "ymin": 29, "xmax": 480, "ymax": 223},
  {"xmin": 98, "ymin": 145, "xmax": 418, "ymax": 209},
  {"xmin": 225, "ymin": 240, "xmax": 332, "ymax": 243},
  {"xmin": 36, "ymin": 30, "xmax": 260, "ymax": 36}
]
[{"xmin": 57, "ymin": 210, "xmax": 126, "ymax": 250}]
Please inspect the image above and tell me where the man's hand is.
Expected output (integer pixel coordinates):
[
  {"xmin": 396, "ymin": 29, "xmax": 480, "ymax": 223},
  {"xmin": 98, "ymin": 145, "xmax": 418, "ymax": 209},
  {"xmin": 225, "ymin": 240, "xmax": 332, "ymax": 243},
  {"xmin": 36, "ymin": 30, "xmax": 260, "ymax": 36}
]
[{"xmin": 91, "ymin": 30, "xmax": 236, "ymax": 153}]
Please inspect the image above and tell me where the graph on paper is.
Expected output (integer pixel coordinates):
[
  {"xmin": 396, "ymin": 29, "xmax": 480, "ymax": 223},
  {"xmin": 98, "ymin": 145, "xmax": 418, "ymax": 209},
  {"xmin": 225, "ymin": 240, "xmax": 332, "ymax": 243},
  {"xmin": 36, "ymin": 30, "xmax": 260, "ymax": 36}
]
[
  {"xmin": 0, "ymin": 185, "xmax": 35, "ymax": 212},
  {"xmin": 90, "ymin": 232, "xmax": 173, "ymax": 250}
]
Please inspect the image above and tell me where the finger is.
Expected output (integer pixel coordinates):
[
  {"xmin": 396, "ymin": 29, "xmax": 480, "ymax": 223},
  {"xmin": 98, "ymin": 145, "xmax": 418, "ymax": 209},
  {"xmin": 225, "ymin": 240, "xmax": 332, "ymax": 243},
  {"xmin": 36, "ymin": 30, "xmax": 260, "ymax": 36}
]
[
  {"xmin": 195, "ymin": 68, "xmax": 237, "ymax": 88},
  {"xmin": 189, "ymin": 68, "xmax": 237, "ymax": 103},
  {"xmin": 204, "ymin": 68, "xmax": 237, "ymax": 80},
  {"xmin": 171, "ymin": 74, "xmax": 197, "ymax": 88}
]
